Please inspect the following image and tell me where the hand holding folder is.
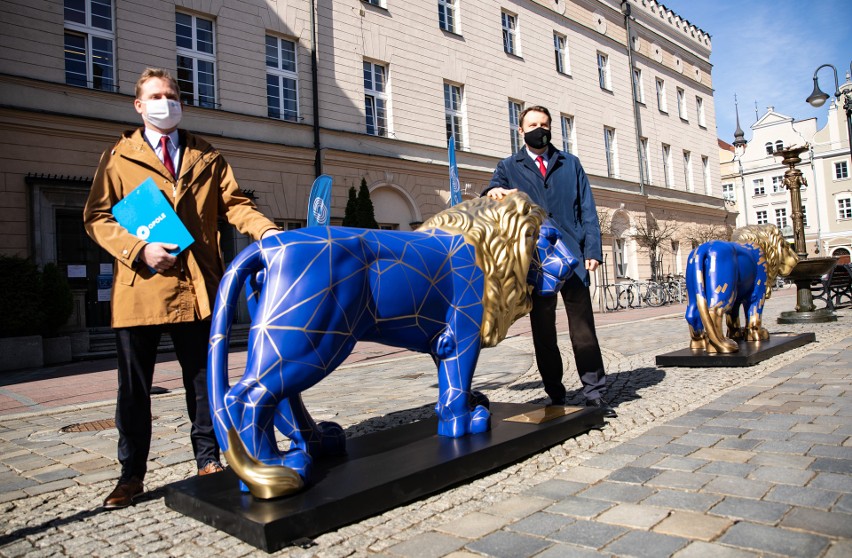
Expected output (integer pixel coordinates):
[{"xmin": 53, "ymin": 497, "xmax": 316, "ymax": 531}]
[{"xmin": 111, "ymin": 177, "xmax": 194, "ymax": 272}]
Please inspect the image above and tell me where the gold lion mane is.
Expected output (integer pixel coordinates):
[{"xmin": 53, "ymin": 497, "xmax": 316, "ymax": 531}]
[
  {"xmin": 731, "ymin": 224, "xmax": 799, "ymax": 299},
  {"xmin": 419, "ymin": 192, "xmax": 546, "ymax": 347}
]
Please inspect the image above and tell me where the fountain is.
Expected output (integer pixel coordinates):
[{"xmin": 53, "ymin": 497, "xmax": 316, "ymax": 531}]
[{"xmin": 775, "ymin": 145, "xmax": 838, "ymax": 324}]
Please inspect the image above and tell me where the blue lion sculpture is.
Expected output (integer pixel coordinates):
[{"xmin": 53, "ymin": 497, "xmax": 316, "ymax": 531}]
[
  {"xmin": 208, "ymin": 192, "xmax": 579, "ymax": 498},
  {"xmin": 685, "ymin": 224, "xmax": 798, "ymax": 353}
]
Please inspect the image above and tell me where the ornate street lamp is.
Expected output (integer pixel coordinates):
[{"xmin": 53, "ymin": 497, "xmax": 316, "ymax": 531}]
[
  {"xmin": 775, "ymin": 145, "xmax": 837, "ymax": 324},
  {"xmin": 806, "ymin": 62, "xmax": 852, "ymax": 157}
]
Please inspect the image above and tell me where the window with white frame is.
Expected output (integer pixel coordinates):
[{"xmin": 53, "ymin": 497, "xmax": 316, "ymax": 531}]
[
  {"xmin": 614, "ymin": 238, "xmax": 628, "ymax": 277},
  {"xmin": 444, "ymin": 82, "xmax": 465, "ymax": 149},
  {"xmin": 632, "ymin": 67, "xmax": 644, "ymax": 103},
  {"xmin": 597, "ymin": 52, "xmax": 611, "ymax": 90},
  {"xmin": 765, "ymin": 142, "xmax": 774, "ymax": 155},
  {"xmin": 682, "ymin": 150, "xmax": 693, "ymax": 191},
  {"xmin": 772, "ymin": 175, "xmax": 784, "ymax": 193},
  {"xmin": 561, "ymin": 114, "xmax": 575, "ymax": 155},
  {"xmin": 363, "ymin": 61, "xmax": 388, "ymax": 136},
  {"xmin": 554, "ymin": 33, "xmax": 569, "ymax": 74},
  {"xmin": 753, "ymin": 178, "xmax": 765, "ymax": 196},
  {"xmin": 640, "ymin": 137, "xmax": 651, "ymax": 184},
  {"xmin": 363, "ymin": 0, "xmax": 386, "ymax": 7},
  {"xmin": 662, "ymin": 143, "xmax": 672, "ymax": 188},
  {"xmin": 702, "ymin": 155, "xmax": 711, "ymax": 194},
  {"xmin": 696, "ymin": 96, "xmax": 706, "ymax": 127},
  {"xmin": 266, "ymin": 36, "xmax": 298, "ymax": 121},
  {"xmin": 655, "ymin": 78, "xmax": 667, "ymax": 113},
  {"xmin": 64, "ymin": 0, "xmax": 115, "ymax": 91},
  {"xmin": 722, "ymin": 183, "xmax": 735, "ymax": 201},
  {"xmin": 775, "ymin": 140, "xmax": 784, "ymax": 152},
  {"xmin": 801, "ymin": 206, "xmax": 809, "ymax": 227},
  {"xmin": 838, "ymin": 197, "xmax": 852, "ymax": 219},
  {"xmin": 508, "ymin": 100, "xmax": 522, "ymax": 152},
  {"xmin": 756, "ymin": 210, "xmax": 768, "ymax": 225},
  {"xmin": 502, "ymin": 11, "xmax": 518, "ymax": 55},
  {"xmin": 176, "ymin": 12, "xmax": 216, "ymax": 108},
  {"xmin": 438, "ymin": 0, "xmax": 458, "ymax": 34},
  {"xmin": 676, "ymin": 87, "xmax": 687, "ymax": 120},
  {"xmin": 775, "ymin": 208, "xmax": 788, "ymax": 229},
  {"xmin": 604, "ymin": 127, "xmax": 617, "ymax": 178},
  {"xmin": 836, "ymin": 161, "xmax": 849, "ymax": 180}
]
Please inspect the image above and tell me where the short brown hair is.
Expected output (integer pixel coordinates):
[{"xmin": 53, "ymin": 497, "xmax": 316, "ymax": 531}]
[
  {"xmin": 519, "ymin": 105, "xmax": 551, "ymax": 127},
  {"xmin": 135, "ymin": 68, "xmax": 181, "ymax": 99}
]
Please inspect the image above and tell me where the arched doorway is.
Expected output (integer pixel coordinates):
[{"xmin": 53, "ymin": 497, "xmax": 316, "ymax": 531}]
[
  {"xmin": 370, "ymin": 184, "xmax": 421, "ymax": 230},
  {"xmin": 832, "ymin": 247, "xmax": 851, "ymax": 265}
]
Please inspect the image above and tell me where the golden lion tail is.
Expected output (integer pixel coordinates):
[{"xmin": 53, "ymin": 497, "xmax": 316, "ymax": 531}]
[{"xmin": 224, "ymin": 428, "xmax": 304, "ymax": 499}]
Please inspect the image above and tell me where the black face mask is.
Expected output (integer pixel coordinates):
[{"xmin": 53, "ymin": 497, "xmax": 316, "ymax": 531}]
[{"xmin": 524, "ymin": 127, "xmax": 551, "ymax": 149}]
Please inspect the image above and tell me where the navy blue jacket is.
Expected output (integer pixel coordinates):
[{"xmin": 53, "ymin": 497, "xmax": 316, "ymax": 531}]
[{"xmin": 484, "ymin": 145, "xmax": 602, "ymax": 285}]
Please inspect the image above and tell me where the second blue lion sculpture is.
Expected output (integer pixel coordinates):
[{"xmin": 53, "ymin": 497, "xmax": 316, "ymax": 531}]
[
  {"xmin": 685, "ymin": 224, "xmax": 798, "ymax": 353},
  {"xmin": 207, "ymin": 193, "xmax": 579, "ymax": 498}
]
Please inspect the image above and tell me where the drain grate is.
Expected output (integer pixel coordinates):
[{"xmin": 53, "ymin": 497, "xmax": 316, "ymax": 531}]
[{"xmin": 61, "ymin": 419, "xmax": 116, "ymax": 433}]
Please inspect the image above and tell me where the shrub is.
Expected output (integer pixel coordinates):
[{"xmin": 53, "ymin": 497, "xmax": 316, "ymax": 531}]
[
  {"xmin": 342, "ymin": 186, "xmax": 358, "ymax": 227},
  {"xmin": 40, "ymin": 263, "xmax": 74, "ymax": 337},
  {"xmin": 0, "ymin": 256, "xmax": 43, "ymax": 337},
  {"xmin": 0, "ymin": 257, "xmax": 74, "ymax": 338},
  {"xmin": 356, "ymin": 178, "xmax": 379, "ymax": 229}
]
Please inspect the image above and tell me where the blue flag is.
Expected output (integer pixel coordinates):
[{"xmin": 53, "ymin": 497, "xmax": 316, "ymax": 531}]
[
  {"xmin": 448, "ymin": 136, "xmax": 462, "ymax": 207},
  {"xmin": 307, "ymin": 174, "xmax": 332, "ymax": 227}
]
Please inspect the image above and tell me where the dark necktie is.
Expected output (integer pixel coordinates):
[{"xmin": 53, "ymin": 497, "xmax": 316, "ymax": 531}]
[
  {"xmin": 160, "ymin": 135, "xmax": 176, "ymax": 178},
  {"xmin": 535, "ymin": 155, "xmax": 547, "ymax": 178}
]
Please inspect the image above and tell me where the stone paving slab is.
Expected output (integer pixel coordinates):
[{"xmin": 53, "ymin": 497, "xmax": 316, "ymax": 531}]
[{"xmin": 0, "ymin": 290, "xmax": 850, "ymax": 557}]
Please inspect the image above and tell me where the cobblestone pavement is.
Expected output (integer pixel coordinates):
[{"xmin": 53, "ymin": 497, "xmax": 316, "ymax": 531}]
[{"xmin": 1, "ymin": 288, "xmax": 850, "ymax": 557}]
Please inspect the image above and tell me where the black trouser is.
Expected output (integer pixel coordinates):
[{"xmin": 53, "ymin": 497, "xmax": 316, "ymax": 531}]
[
  {"xmin": 529, "ymin": 274, "xmax": 606, "ymax": 403},
  {"xmin": 114, "ymin": 321, "xmax": 218, "ymax": 481}
]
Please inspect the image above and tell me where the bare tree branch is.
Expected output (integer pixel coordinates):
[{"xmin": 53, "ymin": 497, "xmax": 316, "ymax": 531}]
[
  {"xmin": 682, "ymin": 223, "xmax": 729, "ymax": 248},
  {"xmin": 630, "ymin": 216, "xmax": 681, "ymax": 280},
  {"xmin": 597, "ymin": 208, "xmax": 612, "ymax": 236}
]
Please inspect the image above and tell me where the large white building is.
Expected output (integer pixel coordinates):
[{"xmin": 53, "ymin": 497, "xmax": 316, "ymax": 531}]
[
  {"xmin": 0, "ymin": 0, "xmax": 726, "ymax": 337},
  {"xmin": 720, "ymin": 97, "xmax": 852, "ymax": 264}
]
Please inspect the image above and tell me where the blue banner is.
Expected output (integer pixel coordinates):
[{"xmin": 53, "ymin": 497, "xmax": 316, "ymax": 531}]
[
  {"xmin": 307, "ymin": 174, "xmax": 332, "ymax": 227},
  {"xmin": 448, "ymin": 137, "xmax": 462, "ymax": 207}
]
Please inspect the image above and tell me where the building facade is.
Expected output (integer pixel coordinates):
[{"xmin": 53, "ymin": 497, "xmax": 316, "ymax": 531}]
[
  {"xmin": 0, "ymin": 0, "xmax": 726, "ymax": 338},
  {"xmin": 720, "ymin": 101, "xmax": 852, "ymax": 264}
]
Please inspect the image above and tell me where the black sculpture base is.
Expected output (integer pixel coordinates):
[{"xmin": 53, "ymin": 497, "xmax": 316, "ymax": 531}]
[
  {"xmin": 165, "ymin": 402, "xmax": 604, "ymax": 552},
  {"xmin": 777, "ymin": 308, "xmax": 837, "ymax": 324},
  {"xmin": 655, "ymin": 332, "xmax": 815, "ymax": 367}
]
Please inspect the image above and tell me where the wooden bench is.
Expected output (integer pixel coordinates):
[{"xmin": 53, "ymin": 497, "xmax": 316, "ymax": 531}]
[{"xmin": 811, "ymin": 263, "xmax": 852, "ymax": 311}]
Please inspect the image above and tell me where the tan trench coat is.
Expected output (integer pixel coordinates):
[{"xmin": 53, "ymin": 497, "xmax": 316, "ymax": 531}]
[{"xmin": 84, "ymin": 128, "xmax": 278, "ymax": 328}]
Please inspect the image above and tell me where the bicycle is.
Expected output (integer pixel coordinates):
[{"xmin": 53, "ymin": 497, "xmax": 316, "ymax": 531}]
[
  {"xmin": 614, "ymin": 277, "xmax": 667, "ymax": 308},
  {"xmin": 600, "ymin": 283, "xmax": 623, "ymax": 311},
  {"xmin": 643, "ymin": 280, "xmax": 667, "ymax": 307},
  {"xmin": 662, "ymin": 274, "xmax": 686, "ymax": 305}
]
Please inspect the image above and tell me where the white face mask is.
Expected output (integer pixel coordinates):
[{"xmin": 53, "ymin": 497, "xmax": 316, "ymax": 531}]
[{"xmin": 143, "ymin": 98, "xmax": 182, "ymax": 130}]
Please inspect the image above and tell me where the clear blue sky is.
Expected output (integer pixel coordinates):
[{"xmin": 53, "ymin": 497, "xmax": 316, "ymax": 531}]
[{"xmin": 659, "ymin": 0, "xmax": 850, "ymax": 143}]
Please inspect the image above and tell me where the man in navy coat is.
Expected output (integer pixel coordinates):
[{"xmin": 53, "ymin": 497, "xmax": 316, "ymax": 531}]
[{"xmin": 483, "ymin": 105, "xmax": 616, "ymax": 418}]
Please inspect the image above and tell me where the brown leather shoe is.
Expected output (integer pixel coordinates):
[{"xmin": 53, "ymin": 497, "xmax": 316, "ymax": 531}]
[
  {"xmin": 198, "ymin": 461, "xmax": 224, "ymax": 476},
  {"xmin": 103, "ymin": 477, "xmax": 143, "ymax": 509}
]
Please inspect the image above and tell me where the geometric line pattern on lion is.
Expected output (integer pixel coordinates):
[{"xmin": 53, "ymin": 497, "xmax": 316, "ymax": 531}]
[
  {"xmin": 208, "ymin": 192, "xmax": 579, "ymax": 498},
  {"xmin": 685, "ymin": 224, "xmax": 798, "ymax": 354}
]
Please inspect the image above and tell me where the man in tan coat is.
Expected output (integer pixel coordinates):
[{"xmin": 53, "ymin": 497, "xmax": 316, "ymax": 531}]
[{"xmin": 84, "ymin": 68, "xmax": 280, "ymax": 509}]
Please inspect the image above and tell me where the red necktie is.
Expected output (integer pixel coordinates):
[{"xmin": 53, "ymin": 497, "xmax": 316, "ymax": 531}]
[
  {"xmin": 535, "ymin": 155, "xmax": 546, "ymax": 178},
  {"xmin": 160, "ymin": 135, "xmax": 176, "ymax": 178}
]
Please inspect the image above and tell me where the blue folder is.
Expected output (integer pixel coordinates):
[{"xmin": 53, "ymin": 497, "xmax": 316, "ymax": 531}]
[{"xmin": 112, "ymin": 177, "xmax": 194, "ymax": 255}]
